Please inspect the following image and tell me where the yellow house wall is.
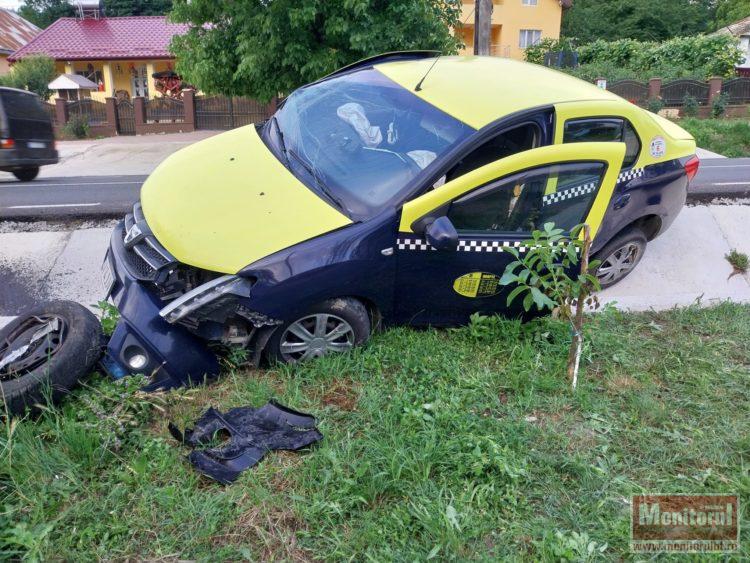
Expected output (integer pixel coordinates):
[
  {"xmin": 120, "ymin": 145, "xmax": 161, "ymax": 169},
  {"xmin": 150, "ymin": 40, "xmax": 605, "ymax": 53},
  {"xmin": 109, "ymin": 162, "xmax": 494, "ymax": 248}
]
[
  {"xmin": 0, "ymin": 55, "xmax": 10, "ymax": 76},
  {"xmin": 459, "ymin": 0, "xmax": 563, "ymax": 60},
  {"xmin": 53, "ymin": 59, "xmax": 175, "ymax": 101}
]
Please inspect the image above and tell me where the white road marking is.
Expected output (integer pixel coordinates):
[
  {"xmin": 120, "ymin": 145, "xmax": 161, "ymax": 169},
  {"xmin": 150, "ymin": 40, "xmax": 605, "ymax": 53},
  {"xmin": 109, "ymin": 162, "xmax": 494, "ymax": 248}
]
[
  {"xmin": 0, "ymin": 181, "xmax": 143, "ymax": 187},
  {"xmin": 699, "ymin": 164, "xmax": 750, "ymax": 168},
  {"xmin": 711, "ymin": 182, "xmax": 750, "ymax": 186},
  {"xmin": 4, "ymin": 203, "xmax": 102, "ymax": 209}
]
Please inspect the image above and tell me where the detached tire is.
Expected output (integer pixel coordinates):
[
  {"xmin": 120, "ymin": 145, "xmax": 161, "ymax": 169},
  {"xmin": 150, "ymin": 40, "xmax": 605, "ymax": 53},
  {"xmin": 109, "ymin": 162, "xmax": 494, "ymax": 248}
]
[
  {"xmin": 593, "ymin": 228, "xmax": 648, "ymax": 289},
  {"xmin": 0, "ymin": 301, "xmax": 103, "ymax": 415},
  {"xmin": 267, "ymin": 298, "xmax": 371, "ymax": 364},
  {"xmin": 13, "ymin": 167, "xmax": 39, "ymax": 182}
]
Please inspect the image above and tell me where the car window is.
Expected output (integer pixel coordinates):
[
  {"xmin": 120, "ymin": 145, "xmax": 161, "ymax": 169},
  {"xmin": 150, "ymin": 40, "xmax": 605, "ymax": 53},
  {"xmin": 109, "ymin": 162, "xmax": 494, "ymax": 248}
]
[
  {"xmin": 563, "ymin": 118, "xmax": 640, "ymax": 168},
  {"xmin": 447, "ymin": 162, "xmax": 606, "ymax": 233},
  {"xmin": 446, "ymin": 123, "xmax": 540, "ymax": 182},
  {"xmin": 0, "ymin": 90, "xmax": 47, "ymax": 121}
]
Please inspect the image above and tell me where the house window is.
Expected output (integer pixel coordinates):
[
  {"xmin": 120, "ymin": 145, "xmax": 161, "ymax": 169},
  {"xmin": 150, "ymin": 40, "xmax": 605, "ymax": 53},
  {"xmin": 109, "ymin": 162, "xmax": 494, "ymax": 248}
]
[
  {"xmin": 522, "ymin": 0, "xmax": 538, "ymax": 5},
  {"xmin": 519, "ymin": 30, "xmax": 542, "ymax": 49}
]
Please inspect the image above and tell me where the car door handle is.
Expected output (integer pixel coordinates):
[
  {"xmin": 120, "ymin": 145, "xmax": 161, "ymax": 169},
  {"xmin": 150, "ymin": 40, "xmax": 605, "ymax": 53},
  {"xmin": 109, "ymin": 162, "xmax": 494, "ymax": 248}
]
[{"xmin": 613, "ymin": 194, "xmax": 631, "ymax": 209}]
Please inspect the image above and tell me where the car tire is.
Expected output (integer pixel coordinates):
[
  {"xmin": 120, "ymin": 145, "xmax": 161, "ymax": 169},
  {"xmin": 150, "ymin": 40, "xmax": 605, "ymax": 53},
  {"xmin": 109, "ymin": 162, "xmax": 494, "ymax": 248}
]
[
  {"xmin": 267, "ymin": 298, "xmax": 371, "ymax": 363},
  {"xmin": 13, "ymin": 167, "xmax": 40, "ymax": 182},
  {"xmin": 593, "ymin": 228, "xmax": 648, "ymax": 289},
  {"xmin": 0, "ymin": 301, "xmax": 103, "ymax": 415}
]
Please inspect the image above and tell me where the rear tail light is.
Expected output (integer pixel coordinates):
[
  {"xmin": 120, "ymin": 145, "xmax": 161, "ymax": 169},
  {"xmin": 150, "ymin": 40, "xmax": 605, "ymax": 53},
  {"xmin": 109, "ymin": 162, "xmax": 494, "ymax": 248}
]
[
  {"xmin": 684, "ymin": 155, "xmax": 700, "ymax": 182},
  {"xmin": 0, "ymin": 139, "xmax": 15, "ymax": 149}
]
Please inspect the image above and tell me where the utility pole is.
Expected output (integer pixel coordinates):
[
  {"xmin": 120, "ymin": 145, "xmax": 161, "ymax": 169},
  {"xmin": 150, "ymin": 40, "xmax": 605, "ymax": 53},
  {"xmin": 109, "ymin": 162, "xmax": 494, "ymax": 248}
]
[{"xmin": 473, "ymin": 0, "xmax": 493, "ymax": 56}]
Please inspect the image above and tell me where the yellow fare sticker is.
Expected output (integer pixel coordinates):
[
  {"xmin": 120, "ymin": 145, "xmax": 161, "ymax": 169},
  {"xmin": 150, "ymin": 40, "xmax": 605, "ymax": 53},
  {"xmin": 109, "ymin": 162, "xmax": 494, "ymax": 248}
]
[{"xmin": 453, "ymin": 272, "xmax": 502, "ymax": 298}]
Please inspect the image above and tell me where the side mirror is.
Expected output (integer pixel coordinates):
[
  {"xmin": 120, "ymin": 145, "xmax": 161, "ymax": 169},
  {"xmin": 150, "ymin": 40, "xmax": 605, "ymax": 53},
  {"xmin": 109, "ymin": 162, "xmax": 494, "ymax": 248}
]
[{"xmin": 425, "ymin": 216, "xmax": 459, "ymax": 251}]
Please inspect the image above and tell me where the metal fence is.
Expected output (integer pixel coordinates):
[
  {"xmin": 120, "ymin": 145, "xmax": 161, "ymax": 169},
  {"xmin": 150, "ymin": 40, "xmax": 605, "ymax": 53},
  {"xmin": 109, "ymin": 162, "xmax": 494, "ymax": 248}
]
[
  {"xmin": 660, "ymin": 79, "xmax": 710, "ymax": 106},
  {"xmin": 195, "ymin": 96, "xmax": 272, "ymax": 130},
  {"xmin": 146, "ymin": 97, "xmax": 185, "ymax": 123},
  {"xmin": 608, "ymin": 80, "xmax": 649, "ymax": 105},
  {"xmin": 116, "ymin": 99, "xmax": 135, "ymax": 135},
  {"xmin": 721, "ymin": 77, "xmax": 750, "ymax": 105},
  {"xmin": 44, "ymin": 103, "xmax": 57, "ymax": 126},
  {"xmin": 67, "ymin": 98, "xmax": 108, "ymax": 125}
]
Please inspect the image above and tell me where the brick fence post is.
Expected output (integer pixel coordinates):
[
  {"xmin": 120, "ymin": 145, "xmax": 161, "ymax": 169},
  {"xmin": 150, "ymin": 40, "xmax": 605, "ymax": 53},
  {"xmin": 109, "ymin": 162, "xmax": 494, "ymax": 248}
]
[
  {"xmin": 648, "ymin": 78, "xmax": 662, "ymax": 100},
  {"xmin": 55, "ymin": 98, "xmax": 69, "ymax": 128},
  {"xmin": 133, "ymin": 96, "xmax": 146, "ymax": 134},
  {"xmin": 267, "ymin": 96, "xmax": 278, "ymax": 118},
  {"xmin": 707, "ymin": 77, "xmax": 724, "ymax": 105},
  {"xmin": 105, "ymin": 97, "xmax": 118, "ymax": 136},
  {"xmin": 182, "ymin": 89, "xmax": 196, "ymax": 132}
]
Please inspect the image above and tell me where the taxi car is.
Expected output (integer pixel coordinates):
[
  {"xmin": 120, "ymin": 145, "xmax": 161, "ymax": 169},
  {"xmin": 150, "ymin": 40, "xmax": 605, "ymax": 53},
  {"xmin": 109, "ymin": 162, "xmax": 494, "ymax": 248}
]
[{"xmin": 102, "ymin": 53, "xmax": 699, "ymax": 388}]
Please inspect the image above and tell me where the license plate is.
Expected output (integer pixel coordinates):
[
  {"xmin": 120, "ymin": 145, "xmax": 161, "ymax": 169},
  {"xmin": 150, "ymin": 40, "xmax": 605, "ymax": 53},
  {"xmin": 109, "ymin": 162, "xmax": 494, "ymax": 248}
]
[
  {"xmin": 27, "ymin": 141, "xmax": 46, "ymax": 149},
  {"xmin": 101, "ymin": 252, "xmax": 115, "ymax": 298}
]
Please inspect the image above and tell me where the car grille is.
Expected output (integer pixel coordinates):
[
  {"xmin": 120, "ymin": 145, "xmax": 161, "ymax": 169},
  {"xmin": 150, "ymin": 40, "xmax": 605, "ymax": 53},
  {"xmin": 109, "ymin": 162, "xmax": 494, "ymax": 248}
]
[{"xmin": 121, "ymin": 203, "xmax": 178, "ymax": 282}]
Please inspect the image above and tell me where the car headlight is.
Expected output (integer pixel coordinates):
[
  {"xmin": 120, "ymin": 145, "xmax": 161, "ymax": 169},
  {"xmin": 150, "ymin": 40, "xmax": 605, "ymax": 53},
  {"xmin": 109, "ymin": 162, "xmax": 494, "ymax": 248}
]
[{"xmin": 159, "ymin": 275, "xmax": 253, "ymax": 324}]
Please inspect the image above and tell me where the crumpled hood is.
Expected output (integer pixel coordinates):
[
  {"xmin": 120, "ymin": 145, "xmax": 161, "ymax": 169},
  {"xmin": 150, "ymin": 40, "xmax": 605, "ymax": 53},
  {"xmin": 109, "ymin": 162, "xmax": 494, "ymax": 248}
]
[{"xmin": 140, "ymin": 125, "xmax": 352, "ymax": 274}]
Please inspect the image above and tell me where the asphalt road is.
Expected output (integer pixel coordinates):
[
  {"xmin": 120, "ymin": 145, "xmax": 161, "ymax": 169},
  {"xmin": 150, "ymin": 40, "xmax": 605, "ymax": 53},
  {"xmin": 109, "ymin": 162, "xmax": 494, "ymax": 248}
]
[
  {"xmin": 0, "ymin": 175, "xmax": 145, "ymax": 220},
  {"xmin": 0, "ymin": 158, "xmax": 747, "ymax": 221}
]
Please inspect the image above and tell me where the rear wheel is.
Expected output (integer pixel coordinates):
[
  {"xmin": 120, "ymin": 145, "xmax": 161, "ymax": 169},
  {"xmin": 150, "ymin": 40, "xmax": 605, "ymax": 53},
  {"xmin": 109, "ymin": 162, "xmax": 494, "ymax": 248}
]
[
  {"xmin": 594, "ymin": 228, "xmax": 648, "ymax": 288},
  {"xmin": 267, "ymin": 298, "xmax": 370, "ymax": 363},
  {"xmin": 13, "ymin": 167, "xmax": 39, "ymax": 182}
]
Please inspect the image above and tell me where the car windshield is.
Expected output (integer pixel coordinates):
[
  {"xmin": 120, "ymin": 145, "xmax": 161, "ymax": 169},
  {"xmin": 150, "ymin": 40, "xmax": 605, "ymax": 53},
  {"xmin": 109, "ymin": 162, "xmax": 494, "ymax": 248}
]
[{"xmin": 270, "ymin": 68, "xmax": 475, "ymax": 218}]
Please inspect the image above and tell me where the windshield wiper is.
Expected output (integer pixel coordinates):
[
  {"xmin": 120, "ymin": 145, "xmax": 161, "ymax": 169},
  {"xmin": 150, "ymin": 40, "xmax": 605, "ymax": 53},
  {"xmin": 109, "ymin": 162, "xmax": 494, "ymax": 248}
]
[
  {"xmin": 286, "ymin": 147, "xmax": 348, "ymax": 213},
  {"xmin": 269, "ymin": 116, "xmax": 289, "ymax": 166}
]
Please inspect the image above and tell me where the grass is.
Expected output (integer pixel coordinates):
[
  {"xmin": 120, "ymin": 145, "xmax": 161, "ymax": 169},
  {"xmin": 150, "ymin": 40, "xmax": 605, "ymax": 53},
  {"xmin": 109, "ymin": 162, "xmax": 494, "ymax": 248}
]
[
  {"xmin": 726, "ymin": 249, "xmax": 749, "ymax": 275},
  {"xmin": 678, "ymin": 117, "xmax": 750, "ymax": 158},
  {"xmin": 2, "ymin": 303, "xmax": 749, "ymax": 560}
]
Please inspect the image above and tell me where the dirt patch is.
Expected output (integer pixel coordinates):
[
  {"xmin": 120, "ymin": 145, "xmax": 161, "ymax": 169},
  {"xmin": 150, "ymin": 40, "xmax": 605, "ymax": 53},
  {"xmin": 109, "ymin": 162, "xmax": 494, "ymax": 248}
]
[
  {"xmin": 320, "ymin": 380, "xmax": 359, "ymax": 411},
  {"xmin": 213, "ymin": 503, "xmax": 312, "ymax": 562},
  {"xmin": 605, "ymin": 374, "xmax": 642, "ymax": 392}
]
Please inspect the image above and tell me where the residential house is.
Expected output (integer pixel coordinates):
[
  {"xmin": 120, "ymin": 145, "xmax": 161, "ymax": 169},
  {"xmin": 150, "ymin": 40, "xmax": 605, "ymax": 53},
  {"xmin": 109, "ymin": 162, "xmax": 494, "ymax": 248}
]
[
  {"xmin": 8, "ymin": 15, "xmax": 188, "ymax": 100},
  {"xmin": 0, "ymin": 9, "xmax": 40, "ymax": 75},
  {"xmin": 458, "ymin": 0, "xmax": 572, "ymax": 60},
  {"xmin": 715, "ymin": 15, "xmax": 750, "ymax": 77}
]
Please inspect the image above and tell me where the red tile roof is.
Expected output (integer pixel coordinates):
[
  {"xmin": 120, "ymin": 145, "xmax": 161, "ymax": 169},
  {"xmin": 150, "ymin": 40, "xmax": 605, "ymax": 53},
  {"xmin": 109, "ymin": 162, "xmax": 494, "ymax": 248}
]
[
  {"xmin": 0, "ymin": 9, "xmax": 40, "ymax": 55},
  {"xmin": 8, "ymin": 16, "xmax": 188, "ymax": 62}
]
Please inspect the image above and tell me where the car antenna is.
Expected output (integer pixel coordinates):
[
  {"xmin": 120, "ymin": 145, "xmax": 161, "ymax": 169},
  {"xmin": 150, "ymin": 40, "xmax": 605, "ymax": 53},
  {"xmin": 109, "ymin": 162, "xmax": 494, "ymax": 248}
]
[{"xmin": 415, "ymin": 6, "xmax": 475, "ymax": 92}]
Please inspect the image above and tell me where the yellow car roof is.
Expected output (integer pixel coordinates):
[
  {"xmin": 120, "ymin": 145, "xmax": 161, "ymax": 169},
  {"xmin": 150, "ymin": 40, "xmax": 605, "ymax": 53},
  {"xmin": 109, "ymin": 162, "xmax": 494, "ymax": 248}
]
[{"xmin": 375, "ymin": 56, "xmax": 623, "ymax": 130}]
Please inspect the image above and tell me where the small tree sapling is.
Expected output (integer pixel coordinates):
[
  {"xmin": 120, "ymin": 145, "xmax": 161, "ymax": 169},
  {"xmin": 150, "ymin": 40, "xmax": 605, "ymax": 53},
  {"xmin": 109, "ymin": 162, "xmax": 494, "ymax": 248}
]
[{"xmin": 498, "ymin": 222, "xmax": 601, "ymax": 389}]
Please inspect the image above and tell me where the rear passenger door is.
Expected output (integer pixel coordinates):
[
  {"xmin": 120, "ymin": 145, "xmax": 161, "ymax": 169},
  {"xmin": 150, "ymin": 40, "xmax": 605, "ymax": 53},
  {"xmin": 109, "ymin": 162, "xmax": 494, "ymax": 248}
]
[{"xmin": 393, "ymin": 143, "xmax": 626, "ymax": 326}]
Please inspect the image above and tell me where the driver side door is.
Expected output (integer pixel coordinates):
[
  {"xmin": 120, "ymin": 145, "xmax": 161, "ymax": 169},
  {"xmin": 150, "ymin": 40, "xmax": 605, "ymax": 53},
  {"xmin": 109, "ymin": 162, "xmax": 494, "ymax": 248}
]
[{"xmin": 393, "ymin": 143, "xmax": 626, "ymax": 326}]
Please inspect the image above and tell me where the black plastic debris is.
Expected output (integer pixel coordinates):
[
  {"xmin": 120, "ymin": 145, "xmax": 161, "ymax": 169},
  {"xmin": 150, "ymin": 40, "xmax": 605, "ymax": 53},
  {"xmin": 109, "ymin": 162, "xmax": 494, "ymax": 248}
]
[{"xmin": 169, "ymin": 400, "xmax": 323, "ymax": 484}]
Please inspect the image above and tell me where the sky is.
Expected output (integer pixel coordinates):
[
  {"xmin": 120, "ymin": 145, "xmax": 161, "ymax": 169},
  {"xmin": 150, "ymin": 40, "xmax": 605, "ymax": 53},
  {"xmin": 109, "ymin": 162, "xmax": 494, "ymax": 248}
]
[{"xmin": 0, "ymin": 0, "xmax": 20, "ymax": 9}]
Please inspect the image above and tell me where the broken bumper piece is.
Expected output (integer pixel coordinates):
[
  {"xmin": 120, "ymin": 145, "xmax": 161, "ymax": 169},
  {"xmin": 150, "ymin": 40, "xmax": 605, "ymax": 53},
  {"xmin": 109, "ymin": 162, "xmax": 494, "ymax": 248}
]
[
  {"xmin": 102, "ymin": 225, "xmax": 221, "ymax": 390},
  {"xmin": 169, "ymin": 400, "xmax": 323, "ymax": 484}
]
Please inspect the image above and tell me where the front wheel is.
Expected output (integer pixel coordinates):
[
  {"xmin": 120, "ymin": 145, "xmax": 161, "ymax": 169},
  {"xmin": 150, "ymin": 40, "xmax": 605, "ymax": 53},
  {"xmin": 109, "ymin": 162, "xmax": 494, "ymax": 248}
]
[
  {"xmin": 267, "ymin": 298, "xmax": 371, "ymax": 363},
  {"xmin": 593, "ymin": 228, "xmax": 648, "ymax": 289},
  {"xmin": 0, "ymin": 301, "xmax": 103, "ymax": 415},
  {"xmin": 13, "ymin": 167, "xmax": 40, "ymax": 182}
]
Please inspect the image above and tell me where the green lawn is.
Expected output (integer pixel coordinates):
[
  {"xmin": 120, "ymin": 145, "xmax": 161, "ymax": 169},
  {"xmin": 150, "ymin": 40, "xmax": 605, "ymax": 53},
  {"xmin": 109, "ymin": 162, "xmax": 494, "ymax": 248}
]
[
  {"xmin": 678, "ymin": 117, "xmax": 750, "ymax": 158},
  {"xmin": 2, "ymin": 304, "xmax": 749, "ymax": 560}
]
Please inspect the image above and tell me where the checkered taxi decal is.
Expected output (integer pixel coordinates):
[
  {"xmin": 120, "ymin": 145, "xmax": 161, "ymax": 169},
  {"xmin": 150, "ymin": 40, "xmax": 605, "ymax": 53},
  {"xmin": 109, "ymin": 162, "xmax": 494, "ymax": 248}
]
[{"xmin": 397, "ymin": 238, "xmax": 541, "ymax": 253}]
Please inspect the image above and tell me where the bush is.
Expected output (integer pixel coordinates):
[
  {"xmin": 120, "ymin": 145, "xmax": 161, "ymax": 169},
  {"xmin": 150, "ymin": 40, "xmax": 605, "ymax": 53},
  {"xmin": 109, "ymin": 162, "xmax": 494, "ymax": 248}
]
[
  {"xmin": 711, "ymin": 93, "xmax": 729, "ymax": 118},
  {"xmin": 647, "ymin": 98, "xmax": 665, "ymax": 114},
  {"xmin": 577, "ymin": 35, "xmax": 742, "ymax": 79},
  {"xmin": 682, "ymin": 94, "xmax": 699, "ymax": 117},
  {"xmin": 63, "ymin": 114, "xmax": 89, "ymax": 139},
  {"xmin": 2, "ymin": 56, "xmax": 56, "ymax": 99},
  {"xmin": 524, "ymin": 37, "xmax": 577, "ymax": 65}
]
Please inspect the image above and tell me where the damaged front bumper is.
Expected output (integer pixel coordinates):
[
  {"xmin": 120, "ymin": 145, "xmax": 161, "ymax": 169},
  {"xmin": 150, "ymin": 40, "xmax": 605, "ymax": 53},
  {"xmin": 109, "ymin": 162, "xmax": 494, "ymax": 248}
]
[
  {"xmin": 102, "ymin": 204, "xmax": 283, "ymax": 390},
  {"xmin": 102, "ymin": 222, "xmax": 222, "ymax": 390}
]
